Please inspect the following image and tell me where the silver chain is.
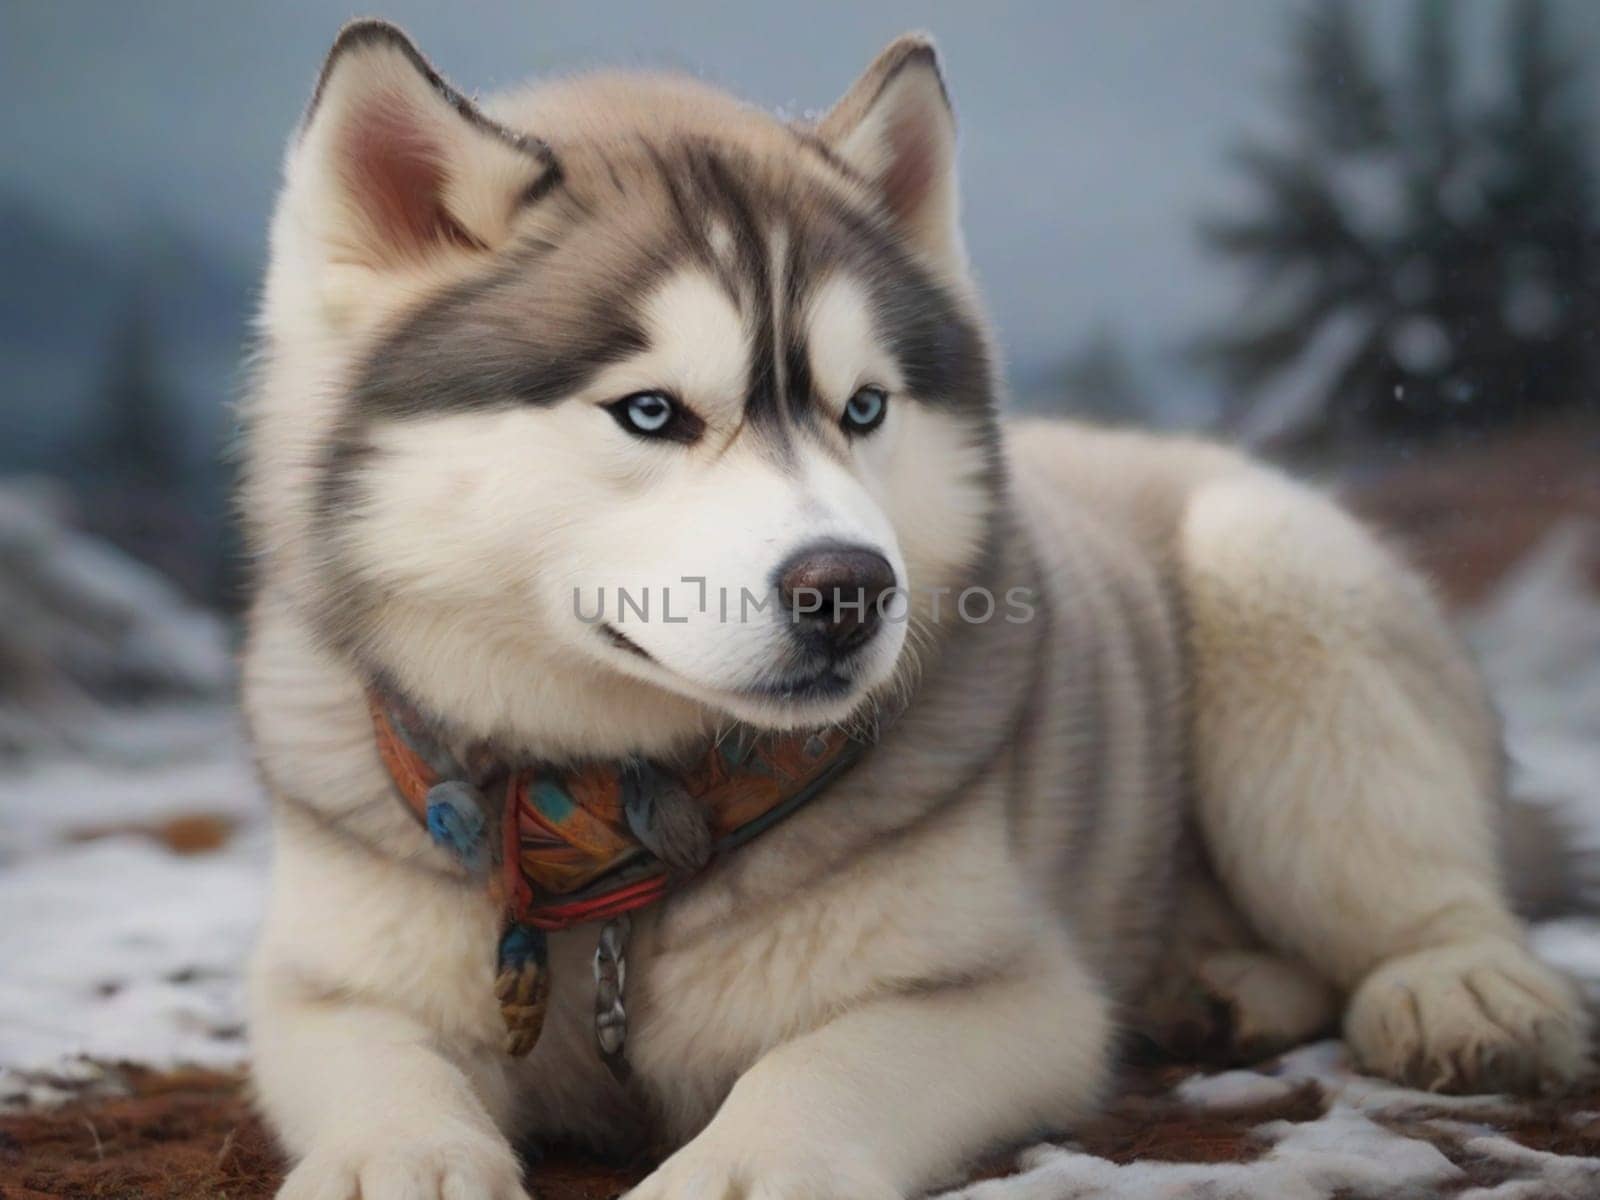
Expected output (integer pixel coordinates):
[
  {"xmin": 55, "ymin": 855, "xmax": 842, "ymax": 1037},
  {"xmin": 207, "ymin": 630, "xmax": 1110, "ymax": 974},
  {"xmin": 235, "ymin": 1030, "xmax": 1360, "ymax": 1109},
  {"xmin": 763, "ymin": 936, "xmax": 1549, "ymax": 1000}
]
[{"xmin": 593, "ymin": 914, "xmax": 631, "ymax": 1082}]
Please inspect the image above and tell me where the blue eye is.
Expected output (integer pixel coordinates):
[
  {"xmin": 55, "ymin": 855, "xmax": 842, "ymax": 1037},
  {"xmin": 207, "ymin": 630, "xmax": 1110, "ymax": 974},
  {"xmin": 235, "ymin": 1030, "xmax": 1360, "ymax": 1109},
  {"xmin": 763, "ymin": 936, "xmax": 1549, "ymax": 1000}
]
[
  {"xmin": 608, "ymin": 390, "xmax": 703, "ymax": 443},
  {"xmin": 623, "ymin": 392, "xmax": 673, "ymax": 432},
  {"xmin": 842, "ymin": 385, "xmax": 888, "ymax": 434}
]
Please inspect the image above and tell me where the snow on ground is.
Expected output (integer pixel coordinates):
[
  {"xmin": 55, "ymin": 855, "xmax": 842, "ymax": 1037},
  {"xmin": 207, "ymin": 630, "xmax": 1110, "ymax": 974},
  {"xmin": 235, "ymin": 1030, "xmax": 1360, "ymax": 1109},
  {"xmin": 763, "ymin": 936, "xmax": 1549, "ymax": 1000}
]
[
  {"xmin": 1468, "ymin": 522, "xmax": 1600, "ymax": 842},
  {"xmin": 0, "ymin": 705, "xmax": 264, "ymax": 1105},
  {"xmin": 1469, "ymin": 522, "xmax": 1600, "ymax": 986},
  {"xmin": 0, "ymin": 506, "xmax": 1597, "ymax": 1194},
  {"xmin": 944, "ymin": 1102, "xmax": 1465, "ymax": 1200},
  {"xmin": 943, "ymin": 1040, "xmax": 1600, "ymax": 1198}
]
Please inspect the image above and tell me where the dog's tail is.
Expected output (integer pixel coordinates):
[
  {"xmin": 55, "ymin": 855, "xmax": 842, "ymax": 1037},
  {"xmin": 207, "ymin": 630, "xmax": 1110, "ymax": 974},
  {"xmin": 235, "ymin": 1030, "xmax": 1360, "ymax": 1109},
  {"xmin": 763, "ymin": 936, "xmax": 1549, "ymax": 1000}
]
[{"xmin": 1503, "ymin": 795, "xmax": 1600, "ymax": 920}]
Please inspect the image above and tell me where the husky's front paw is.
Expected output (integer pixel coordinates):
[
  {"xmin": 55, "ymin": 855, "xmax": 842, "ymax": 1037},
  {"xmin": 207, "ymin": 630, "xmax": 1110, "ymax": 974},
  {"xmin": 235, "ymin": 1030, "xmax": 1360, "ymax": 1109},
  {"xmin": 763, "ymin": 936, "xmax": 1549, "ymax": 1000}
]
[
  {"xmin": 1345, "ymin": 938, "xmax": 1592, "ymax": 1094},
  {"xmin": 276, "ymin": 1125, "xmax": 526, "ymax": 1200},
  {"xmin": 628, "ymin": 1131, "xmax": 902, "ymax": 1200}
]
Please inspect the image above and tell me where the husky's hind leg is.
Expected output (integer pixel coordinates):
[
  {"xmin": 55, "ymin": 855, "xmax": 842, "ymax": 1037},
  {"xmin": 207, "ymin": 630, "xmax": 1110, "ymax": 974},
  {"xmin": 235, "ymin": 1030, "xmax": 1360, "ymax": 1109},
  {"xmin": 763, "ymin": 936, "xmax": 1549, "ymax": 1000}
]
[
  {"xmin": 1179, "ymin": 469, "xmax": 1589, "ymax": 1093},
  {"xmin": 1137, "ymin": 868, "xmax": 1338, "ymax": 1063}
]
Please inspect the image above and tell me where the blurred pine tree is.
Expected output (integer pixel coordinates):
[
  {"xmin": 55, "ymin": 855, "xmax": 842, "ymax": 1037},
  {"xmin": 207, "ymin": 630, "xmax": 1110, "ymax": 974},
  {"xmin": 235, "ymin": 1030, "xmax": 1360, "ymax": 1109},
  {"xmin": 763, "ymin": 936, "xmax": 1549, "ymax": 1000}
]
[
  {"xmin": 1057, "ymin": 326, "xmax": 1147, "ymax": 423},
  {"xmin": 1195, "ymin": 0, "xmax": 1600, "ymax": 455},
  {"xmin": 99, "ymin": 296, "xmax": 182, "ymax": 489}
]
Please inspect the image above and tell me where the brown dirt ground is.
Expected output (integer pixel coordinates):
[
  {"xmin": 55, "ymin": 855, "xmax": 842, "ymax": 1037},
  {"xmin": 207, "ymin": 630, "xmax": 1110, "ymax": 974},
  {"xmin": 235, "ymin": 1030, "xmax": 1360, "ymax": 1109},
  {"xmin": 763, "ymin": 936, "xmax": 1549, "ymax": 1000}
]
[
  {"xmin": 0, "ymin": 1065, "xmax": 644, "ymax": 1200},
  {"xmin": 0, "ymin": 1061, "xmax": 1294, "ymax": 1199},
  {"xmin": 4, "ymin": 1062, "xmax": 1598, "ymax": 1199}
]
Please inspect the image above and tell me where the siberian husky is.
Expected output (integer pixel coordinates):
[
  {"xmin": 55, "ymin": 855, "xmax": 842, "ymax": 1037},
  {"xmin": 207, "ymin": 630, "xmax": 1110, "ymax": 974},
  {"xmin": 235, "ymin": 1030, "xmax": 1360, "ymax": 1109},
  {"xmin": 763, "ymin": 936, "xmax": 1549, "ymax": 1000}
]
[{"xmin": 242, "ymin": 22, "xmax": 1590, "ymax": 1200}]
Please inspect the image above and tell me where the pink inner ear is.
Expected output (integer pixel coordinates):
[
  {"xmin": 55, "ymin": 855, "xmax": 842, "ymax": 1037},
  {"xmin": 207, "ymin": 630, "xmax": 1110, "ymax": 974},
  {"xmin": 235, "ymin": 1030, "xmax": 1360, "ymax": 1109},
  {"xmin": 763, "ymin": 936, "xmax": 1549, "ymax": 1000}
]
[
  {"xmin": 340, "ymin": 94, "xmax": 483, "ymax": 260},
  {"xmin": 880, "ymin": 107, "xmax": 939, "ymax": 227}
]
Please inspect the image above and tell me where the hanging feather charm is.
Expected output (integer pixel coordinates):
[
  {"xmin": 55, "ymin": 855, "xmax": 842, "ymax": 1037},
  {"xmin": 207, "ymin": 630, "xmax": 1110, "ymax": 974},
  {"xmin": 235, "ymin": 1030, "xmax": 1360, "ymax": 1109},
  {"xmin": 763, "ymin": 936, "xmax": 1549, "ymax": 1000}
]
[{"xmin": 495, "ymin": 923, "xmax": 551, "ymax": 1057}]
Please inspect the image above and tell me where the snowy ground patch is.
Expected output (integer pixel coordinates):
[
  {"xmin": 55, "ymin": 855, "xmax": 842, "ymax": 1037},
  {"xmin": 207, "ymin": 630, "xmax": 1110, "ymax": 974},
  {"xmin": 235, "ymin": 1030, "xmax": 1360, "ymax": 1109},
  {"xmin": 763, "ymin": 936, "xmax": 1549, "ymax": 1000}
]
[{"xmin": 0, "ymin": 706, "xmax": 264, "ymax": 1106}]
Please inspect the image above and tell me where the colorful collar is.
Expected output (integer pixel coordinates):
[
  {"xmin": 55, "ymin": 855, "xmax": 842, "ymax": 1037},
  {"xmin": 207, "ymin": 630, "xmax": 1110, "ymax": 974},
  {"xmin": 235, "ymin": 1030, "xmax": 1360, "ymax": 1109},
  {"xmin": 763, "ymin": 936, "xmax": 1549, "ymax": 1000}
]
[{"xmin": 367, "ymin": 688, "xmax": 867, "ymax": 1068}]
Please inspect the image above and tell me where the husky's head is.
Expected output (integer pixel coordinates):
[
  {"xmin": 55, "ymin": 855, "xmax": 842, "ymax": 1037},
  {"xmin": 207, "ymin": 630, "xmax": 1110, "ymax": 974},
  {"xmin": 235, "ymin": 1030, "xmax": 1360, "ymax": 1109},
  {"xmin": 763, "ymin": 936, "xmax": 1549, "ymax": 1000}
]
[{"xmin": 247, "ymin": 22, "xmax": 999, "ymax": 758}]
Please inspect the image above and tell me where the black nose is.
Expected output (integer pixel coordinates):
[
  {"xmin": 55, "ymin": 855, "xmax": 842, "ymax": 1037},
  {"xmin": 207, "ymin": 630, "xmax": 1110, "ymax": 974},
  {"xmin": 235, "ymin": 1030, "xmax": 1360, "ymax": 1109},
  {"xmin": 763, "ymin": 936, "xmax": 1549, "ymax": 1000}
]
[{"xmin": 774, "ymin": 541, "xmax": 897, "ymax": 655}]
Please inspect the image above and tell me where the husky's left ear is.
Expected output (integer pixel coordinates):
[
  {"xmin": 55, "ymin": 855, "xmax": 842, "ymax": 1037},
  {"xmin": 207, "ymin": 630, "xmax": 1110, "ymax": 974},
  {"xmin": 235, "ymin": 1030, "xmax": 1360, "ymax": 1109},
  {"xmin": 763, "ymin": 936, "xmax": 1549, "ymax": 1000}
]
[
  {"xmin": 282, "ymin": 20, "xmax": 556, "ymax": 275},
  {"xmin": 818, "ymin": 35, "xmax": 962, "ymax": 267}
]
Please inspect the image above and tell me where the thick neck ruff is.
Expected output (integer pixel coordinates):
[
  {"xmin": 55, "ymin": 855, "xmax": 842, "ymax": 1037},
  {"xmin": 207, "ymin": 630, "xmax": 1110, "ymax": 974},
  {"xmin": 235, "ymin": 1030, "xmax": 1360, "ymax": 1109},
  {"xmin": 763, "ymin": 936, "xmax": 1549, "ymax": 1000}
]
[{"xmin": 367, "ymin": 687, "xmax": 868, "ymax": 1066}]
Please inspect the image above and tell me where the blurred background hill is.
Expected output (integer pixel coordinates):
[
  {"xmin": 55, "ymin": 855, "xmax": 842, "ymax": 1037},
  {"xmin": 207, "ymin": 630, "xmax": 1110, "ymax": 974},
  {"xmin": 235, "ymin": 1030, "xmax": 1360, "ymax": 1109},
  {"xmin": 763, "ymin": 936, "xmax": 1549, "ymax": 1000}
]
[{"xmin": 0, "ymin": 199, "xmax": 249, "ymax": 600}]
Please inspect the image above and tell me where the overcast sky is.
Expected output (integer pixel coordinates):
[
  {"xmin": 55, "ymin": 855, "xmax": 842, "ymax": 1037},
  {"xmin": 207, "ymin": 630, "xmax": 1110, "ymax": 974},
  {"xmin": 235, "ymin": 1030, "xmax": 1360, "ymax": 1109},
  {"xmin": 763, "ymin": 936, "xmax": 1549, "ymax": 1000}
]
[{"xmin": 2, "ymin": 1, "xmax": 1591, "ymax": 390}]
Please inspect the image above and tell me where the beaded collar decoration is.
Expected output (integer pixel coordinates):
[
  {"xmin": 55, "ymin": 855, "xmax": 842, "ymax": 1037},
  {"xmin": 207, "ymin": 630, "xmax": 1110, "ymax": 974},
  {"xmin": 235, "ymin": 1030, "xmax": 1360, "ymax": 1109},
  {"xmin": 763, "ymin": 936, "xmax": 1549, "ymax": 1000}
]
[{"xmin": 367, "ymin": 689, "xmax": 866, "ymax": 1075}]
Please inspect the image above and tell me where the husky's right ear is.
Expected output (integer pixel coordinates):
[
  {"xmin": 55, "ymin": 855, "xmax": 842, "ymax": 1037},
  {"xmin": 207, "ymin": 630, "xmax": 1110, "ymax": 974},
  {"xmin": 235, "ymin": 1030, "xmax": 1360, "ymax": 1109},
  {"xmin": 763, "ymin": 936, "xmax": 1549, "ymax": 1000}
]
[{"xmin": 283, "ymin": 21, "xmax": 556, "ymax": 273}]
